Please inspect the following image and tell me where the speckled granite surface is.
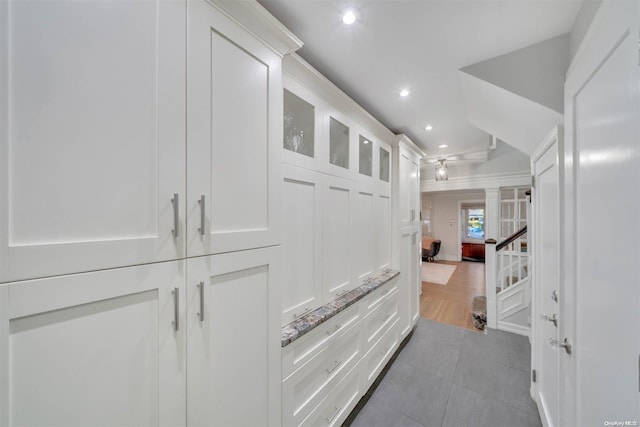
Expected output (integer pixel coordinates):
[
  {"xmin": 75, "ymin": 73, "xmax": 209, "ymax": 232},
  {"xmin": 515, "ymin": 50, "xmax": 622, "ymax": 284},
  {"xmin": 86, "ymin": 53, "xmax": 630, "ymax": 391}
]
[{"xmin": 281, "ymin": 268, "xmax": 400, "ymax": 347}]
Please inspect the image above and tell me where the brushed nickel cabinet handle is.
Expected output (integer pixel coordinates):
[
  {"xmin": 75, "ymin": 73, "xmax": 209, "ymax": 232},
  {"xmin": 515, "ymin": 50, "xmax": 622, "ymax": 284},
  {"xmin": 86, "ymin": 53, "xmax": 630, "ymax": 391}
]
[
  {"xmin": 172, "ymin": 287, "xmax": 179, "ymax": 331},
  {"xmin": 325, "ymin": 360, "xmax": 342, "ymax": 374},
  {"xmin": 197, "ymin": 281, "xmax": 204, "ymax": 322},
  {"xmin": 198, "ymin": 195, "xmax": 205, "ymax": 236},
  {"xmin": 171, "ymin": 193, "xmax": 179, "ymax": 237},
  {"xmin": 325, "ymin": 406, "xmax": 342, "ymax": 424}
]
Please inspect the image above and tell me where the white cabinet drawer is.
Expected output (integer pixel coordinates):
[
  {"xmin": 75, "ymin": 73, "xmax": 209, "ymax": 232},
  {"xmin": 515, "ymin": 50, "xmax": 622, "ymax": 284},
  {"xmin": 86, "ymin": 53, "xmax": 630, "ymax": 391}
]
[
  {"xmin": 363, "ymin": 291, "xmax": 398, "ymax": 354},
  {"xmin": 362, "ymin": 319, "xmax": 399, "ymax": 391},
  {"xmin": 283, "ymin": 305, "xmax": 360, "ymax": 379},
  {"xmin": 282, "ymin": 323, "xmax": 361, "ymax": 427},
  {"xmin": 300, "ymin": 365, "xmax": 362, "ymax": 427},
  {"xmin": 361, "ymin": 277, "xmax": 398, "ymax": 316}
]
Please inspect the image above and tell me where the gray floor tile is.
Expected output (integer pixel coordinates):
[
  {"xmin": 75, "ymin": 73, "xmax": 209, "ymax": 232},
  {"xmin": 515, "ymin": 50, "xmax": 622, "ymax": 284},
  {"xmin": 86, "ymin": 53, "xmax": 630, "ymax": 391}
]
[
  {"xmin": 443, "ymin": 384, "xmax": 542, "ymax": 427},
  {"xmin": 372, "ymin": 358, "xmax": 452, "ymax": 427},
  {"xmin": 460, "ymin": 328, "xmax": 531, "ymax": 372},
  {"xmin": 349, "ymin": 397, "xmax": 427, "ymax": 427},
  {"xmin": 453, "ymin": 350, "xmax": 538, "ymax": 415}
]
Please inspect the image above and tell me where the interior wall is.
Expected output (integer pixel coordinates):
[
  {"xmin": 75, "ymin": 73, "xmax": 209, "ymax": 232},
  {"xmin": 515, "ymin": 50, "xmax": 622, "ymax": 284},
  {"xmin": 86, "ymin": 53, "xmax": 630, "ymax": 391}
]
[
  {"xmin": 423, "ymin": 190, "xmax": 485, "ymax": 261},
  {"xmin": 569, "ymin": 0, "xmax": 603, "ymax": 59}
]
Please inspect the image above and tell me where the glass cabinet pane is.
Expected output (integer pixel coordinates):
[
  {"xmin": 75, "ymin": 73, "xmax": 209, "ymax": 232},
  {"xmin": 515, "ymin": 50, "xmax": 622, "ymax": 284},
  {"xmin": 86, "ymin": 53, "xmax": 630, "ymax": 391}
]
[
  {"xmin": 283, "ymin": 90, "xmax": 314, "ymax": 157},
  {"xmin": 359, "ymin": 135, "xmax": 372, "ymax": 176},
  {"xmin": 379, "ymin": 147, "xmax": 390, "ymax": 182},
  {"xmin": 329, "ymin": 117, "xmax": 349, "ymax": 169}
]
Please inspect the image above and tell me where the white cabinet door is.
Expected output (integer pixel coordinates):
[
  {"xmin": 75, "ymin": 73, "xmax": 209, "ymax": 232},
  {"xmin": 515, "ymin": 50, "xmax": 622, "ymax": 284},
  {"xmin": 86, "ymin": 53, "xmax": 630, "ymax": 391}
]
[
  {"xmin": 0, "ymin": 0, "xmax": 186, "ymax": 283},
  {"xmin": 281, "ymin": 164, "xmax": 323, "ymax": 325},
  {"xmin": 186, "ymin": 247, "xmax": 281, "ymax": 427},
  {"xmin": 187, "ymin": 0, "xmax": 282, "ymax": 257},
  {"xmin": 0, "ymin": 262, "xmax": 186, "ymax": 426},
  {"xmin": 375, "ymin": 190, "xmax": 392, "ymax": 271},
  {"xmin": 352, "ymin": 184, "xmax": 375, "ymax": 283},
  {"xmin": 398, "ymin": 227, "xmax": 420, "ymax": 338},
  {"xmin": 397, "ymin": 148, "xmax": 420, "ymax": 227}
]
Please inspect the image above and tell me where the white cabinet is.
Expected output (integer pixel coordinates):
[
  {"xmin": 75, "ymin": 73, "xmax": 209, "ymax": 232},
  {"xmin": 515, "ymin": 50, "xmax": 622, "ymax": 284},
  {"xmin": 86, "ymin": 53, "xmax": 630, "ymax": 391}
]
[
  {"xmin": 397, "ymin": 147, "xmax": 421, "ymax": 227},
  {"xmin": 281, "ymin": 164, "xmax": 323, "ymax": 325},
  {"xmin": 0, "ymin": 262, "xmax": 186, "ymax": 426},
  {"xmin": 186, "ymin": 0, "xmax": 285, "ymax": 257},
  {"xmin": 0, "ymin": 0, "xmax": 187, "ymax": 282},
  {"xmin": 398, "ymin": 227, "xmax": 420, "ymax": 338},
  {"xmin": 186, "ymin": 247, "xmax": 281, "ymax": 427}
]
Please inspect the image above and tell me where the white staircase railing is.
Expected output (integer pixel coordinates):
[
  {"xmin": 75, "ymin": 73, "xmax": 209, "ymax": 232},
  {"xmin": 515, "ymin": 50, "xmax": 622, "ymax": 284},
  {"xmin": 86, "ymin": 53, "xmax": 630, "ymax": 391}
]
[{"xmin": 485, "ymin": 227, "xmax": 530, "ymax": 335}]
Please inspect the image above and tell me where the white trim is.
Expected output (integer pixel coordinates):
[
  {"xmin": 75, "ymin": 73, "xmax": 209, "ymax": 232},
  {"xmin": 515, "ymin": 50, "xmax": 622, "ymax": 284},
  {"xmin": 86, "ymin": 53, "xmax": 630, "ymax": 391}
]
[
  {"xmin": 421, "ymin": 171, "xmax": 531, "ymax": 192},
  {"xmin": 208, "ymin": 0, "xmax": 303, "ymax": 56},
  {"xmin": 283, "ymin": 54, "xmax": 396, "ymax": 144},
  {"xmin": 496, "ymin": 321, "xmax": 530, "ymax": 337},
  {"xmin": 531, "ymin": 126, "xmax": 561, "ymax": 164},
  {"xmin": 393, "ymin": 134, "xmax": 425, "ymax": 157}
]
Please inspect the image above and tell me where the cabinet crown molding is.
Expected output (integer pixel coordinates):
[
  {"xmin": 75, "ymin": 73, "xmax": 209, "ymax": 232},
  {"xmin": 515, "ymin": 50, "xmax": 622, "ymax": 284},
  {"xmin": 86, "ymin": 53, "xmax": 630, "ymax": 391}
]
[{"xmin": 207, "ymin": 0, "xmax": 303, "ymax": 56}]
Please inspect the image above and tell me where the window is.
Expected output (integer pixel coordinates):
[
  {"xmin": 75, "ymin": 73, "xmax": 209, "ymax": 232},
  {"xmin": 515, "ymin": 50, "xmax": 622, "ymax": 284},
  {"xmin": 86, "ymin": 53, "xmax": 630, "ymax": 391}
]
[{"xmin": 466, "ymin": 208, "xmax": 485, "ymax": 240}]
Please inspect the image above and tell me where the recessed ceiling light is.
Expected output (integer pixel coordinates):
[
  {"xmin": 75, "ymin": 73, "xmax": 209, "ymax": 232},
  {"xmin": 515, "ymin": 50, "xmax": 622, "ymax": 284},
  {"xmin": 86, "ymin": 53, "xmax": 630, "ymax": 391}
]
[
  {"xmin": 399, "ymin": 89, "xmax": 410, "ymax": 97},
  {"xmin": 438, "ymin": 144, "xmax": 449, "ymax": 148},
  {"xmin": 342, "ymin": 10, "xmax": 356, "ymax": 25},
  {"xmin": 425, "ymin": 125, "xmax": 433, "ymax": 131}
]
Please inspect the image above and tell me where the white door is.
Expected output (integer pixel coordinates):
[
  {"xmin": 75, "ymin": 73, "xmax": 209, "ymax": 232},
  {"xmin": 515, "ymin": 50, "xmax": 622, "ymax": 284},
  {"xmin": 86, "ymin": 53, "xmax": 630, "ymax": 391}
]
[
  {"xmin": 564, "ymin": 1, "xmax": 640, "ymax": 424},
  {"xmin": 531, "ymin": 129, "xmax": 561, "ymax": 427},
  {"xmin": 0, "ymin": 0, "xmax": 186, "ymax": 282},
  {"xmin": 0, "ymin": 261, "xmax": 186, "ymax": 426},
  {"xmin": 187, "ymin": 0, "xmax": 282, "ymax": 257},
  {"xmin": 186, "ymin": 247, "xmax": 281, "ymax": 427},
  {"xmin": 398, "ymin": 226, "xmax": 417, "ymax": 338}
]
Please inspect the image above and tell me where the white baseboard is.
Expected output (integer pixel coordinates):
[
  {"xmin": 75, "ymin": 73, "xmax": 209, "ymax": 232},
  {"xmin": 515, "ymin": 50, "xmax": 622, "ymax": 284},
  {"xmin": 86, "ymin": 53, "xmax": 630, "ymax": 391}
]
[{"xmin": 497, "ymin": 321, "xmax": 530, "ymax": 337}]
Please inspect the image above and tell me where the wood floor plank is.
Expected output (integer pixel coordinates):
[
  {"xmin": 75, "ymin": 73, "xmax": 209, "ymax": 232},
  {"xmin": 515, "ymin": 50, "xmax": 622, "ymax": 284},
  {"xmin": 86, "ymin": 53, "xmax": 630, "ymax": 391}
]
[{"xmin": 419, "ymin": 261, "xmax": 485, "ymax": 332}]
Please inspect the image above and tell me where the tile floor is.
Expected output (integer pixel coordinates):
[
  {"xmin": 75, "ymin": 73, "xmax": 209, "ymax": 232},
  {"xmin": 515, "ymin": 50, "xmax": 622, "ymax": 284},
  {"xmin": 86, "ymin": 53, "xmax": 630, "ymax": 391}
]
[{"xmin": 344, "ymin": 318, "xmax": 541, "ymax": 427}]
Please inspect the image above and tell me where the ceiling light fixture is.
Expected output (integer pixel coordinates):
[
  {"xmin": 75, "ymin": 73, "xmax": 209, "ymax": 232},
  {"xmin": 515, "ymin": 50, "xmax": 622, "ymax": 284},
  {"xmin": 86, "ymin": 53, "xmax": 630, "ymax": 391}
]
[
  {"xmin": 399, "ymin": 89, "xmax": 410, "ymax": 97},
  {"xmin": 342, "ymin": 10, "xmax": 356, "ymax": 25},
  {"xmin": 438, "ymin": 144, "xmax": 449, "ymax": 149},
  {"xmin": 425, "ymin": 125, "xmax": 433, "ymax": 131},
  {"xmin": 435, "ymin": 159, "xmax": 448, "ymax": 181}
]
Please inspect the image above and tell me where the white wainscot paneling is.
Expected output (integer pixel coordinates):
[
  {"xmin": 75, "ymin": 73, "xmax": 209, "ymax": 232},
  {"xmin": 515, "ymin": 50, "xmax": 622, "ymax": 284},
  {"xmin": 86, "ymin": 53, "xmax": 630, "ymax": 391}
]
[
  {"xmin": 322, "ymin": 177, "xmax": 353, "ymax": 300},
  {"xmin": 281, "ymin": 165, "xmax": 322, "ymax": 325},
  {"xmin": 353, "ymin": 188, "xmax": 374, "ymax": 282},
  {"xmin": 375, "ymin": 193, "xmax": 391, "ymax": 270}
]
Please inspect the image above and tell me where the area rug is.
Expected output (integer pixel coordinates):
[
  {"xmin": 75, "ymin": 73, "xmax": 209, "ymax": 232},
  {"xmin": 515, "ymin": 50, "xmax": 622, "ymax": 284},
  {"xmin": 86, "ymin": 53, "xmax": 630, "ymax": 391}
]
[{"xmin": 421, "ymin": 262, "xmax": 457, "ymax": 285}]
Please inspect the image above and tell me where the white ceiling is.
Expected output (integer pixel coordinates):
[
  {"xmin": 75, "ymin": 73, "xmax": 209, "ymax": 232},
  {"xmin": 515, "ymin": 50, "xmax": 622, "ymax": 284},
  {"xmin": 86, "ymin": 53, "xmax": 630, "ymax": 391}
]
[{"xmin": 258, "ymin": 0, "xmax": 582, "ymax": 158}]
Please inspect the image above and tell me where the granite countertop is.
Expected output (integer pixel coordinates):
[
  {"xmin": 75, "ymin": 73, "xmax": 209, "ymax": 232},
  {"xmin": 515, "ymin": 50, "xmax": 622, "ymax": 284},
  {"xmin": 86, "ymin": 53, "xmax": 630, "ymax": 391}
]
[{"xmin": 281, "ymin": 268, "xmax": 400, "ymax": 347}]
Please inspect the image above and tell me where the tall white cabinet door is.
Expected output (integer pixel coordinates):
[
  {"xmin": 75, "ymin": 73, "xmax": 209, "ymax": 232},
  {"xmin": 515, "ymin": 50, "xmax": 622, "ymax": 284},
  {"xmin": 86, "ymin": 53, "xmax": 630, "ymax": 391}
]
[
  {"xmin": 0, "ymin": 262, "xmax": 186, "ymax": 426},
  {"xmin": 397, "ymin": 227, "xmax": 420, "ymax": 338},
  {"xmin": 186, "ymin": 247, "xmax": 281, "ymax": 427},
  {"xmin": 397, "ymin": 148, "xmax": 420, "ymax": 227},
  {"xmin": 0, "ymin": 1, "xmax": 187, "ymax": 282},
  {"xmin": 281, "ymin": 165, "xmax": 323, "ymax": 325},
  {"xmin": 187, "ymin": 0, "xmax": 283, "ymax": 256}
]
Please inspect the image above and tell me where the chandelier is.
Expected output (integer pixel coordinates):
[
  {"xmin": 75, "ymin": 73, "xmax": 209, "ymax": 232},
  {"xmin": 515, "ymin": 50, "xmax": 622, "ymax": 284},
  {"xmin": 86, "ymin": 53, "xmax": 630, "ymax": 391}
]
[{"xmin": 435, "ymin": 159, "xmax": 448, "ymax": 181}]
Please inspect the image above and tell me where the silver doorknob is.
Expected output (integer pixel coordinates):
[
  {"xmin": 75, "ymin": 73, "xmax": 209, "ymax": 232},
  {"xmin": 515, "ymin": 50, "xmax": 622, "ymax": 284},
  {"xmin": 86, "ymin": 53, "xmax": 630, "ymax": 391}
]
[
  {"xmin": 551, "ymin": 290, "xmax": 558, "ymax": 302},
  {"xmin": 541, "ymin": 313, "xmax": 558, "ymax": 327},
  {"xmin": 549, "ymin": 337, "xmax": 573, "ymax": 355}
]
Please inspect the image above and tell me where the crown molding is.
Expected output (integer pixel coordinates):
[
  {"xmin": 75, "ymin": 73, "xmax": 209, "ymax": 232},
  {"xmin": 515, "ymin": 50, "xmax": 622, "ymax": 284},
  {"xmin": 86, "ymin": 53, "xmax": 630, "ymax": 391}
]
[{"xmin": 421, "ymin": 171, "xmax": 531, "ymax": 192}]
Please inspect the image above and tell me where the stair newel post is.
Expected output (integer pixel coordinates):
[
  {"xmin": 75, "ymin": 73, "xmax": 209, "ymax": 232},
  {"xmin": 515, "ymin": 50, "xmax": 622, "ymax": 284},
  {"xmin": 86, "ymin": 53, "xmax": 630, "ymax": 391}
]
[{"xmin": 485, "ymin": 238, "xmax": 498, "ymax": 329}]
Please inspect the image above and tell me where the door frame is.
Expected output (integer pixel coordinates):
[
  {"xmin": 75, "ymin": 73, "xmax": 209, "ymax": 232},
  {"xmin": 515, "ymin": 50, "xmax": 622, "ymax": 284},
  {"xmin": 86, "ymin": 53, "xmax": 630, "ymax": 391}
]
[{"xmin": 530, "ymin": 126, "xmax": 563, "ymax": 427}]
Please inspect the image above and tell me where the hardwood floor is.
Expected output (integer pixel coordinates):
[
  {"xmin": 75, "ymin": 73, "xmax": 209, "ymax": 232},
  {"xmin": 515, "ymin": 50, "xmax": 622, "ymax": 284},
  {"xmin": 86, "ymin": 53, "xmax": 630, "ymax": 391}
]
[{"xmin": 420, "ymin": 260, "xmax": 486, "ymax": 332}]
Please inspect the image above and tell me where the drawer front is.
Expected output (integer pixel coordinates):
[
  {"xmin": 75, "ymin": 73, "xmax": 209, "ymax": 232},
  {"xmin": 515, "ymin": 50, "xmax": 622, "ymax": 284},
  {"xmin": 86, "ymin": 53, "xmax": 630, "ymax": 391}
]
[
  {"xmin": 283, "ymin": 304, "xmax": 360, "ymax": 380},
  {"xmin": 300, "ymin": 366, "xmax": 362, "ymax": 427},
  {"xmin": 362, "ymin": 277, "xmax": 398, "ymax": 316},
  {"xmin": 283, "ymin": 323, "xmax": 361, "ymax": 427},
  {"xmin": 363, "ymin": 291, "xmax": 398, "ymax": 354},
  {"xmin": 362, "ymin": 319, "xmax": 399, "ymax": 391}
]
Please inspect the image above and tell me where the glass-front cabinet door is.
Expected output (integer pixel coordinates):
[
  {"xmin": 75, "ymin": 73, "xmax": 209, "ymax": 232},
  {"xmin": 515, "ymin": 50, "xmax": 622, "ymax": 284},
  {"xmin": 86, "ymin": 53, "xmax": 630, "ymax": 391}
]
[
  {"xmin": 379, "ymin": 147, "xmax": 390, "ymax": 182},
  {"xmin": 329, "ymin": 117, "xmax": 349, "ymax": 169},
  {"xmin": 284, "ymin": 89, "xmax": 314, "ymax": 158},
  {"xmin": 359, "ymin": 135, "xmax": 372, "ymax": 177}
]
